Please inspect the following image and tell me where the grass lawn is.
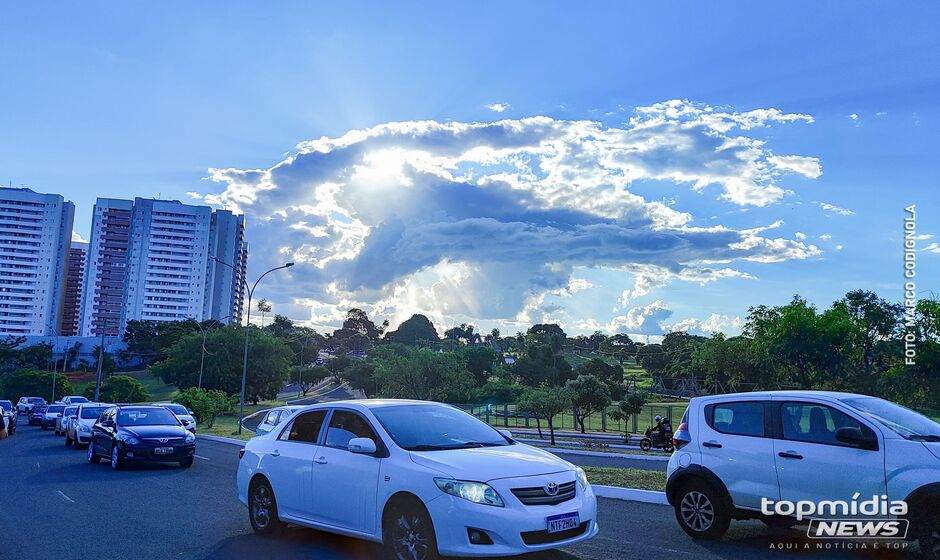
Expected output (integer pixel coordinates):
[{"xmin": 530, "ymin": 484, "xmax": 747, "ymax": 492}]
[
  {"xmin": 198, "ymin": 401, "xmax": 287, "ymax": 442},
  {"xmin": 583, "ymin": 466, "xmax": 666, "ymax": 491}
]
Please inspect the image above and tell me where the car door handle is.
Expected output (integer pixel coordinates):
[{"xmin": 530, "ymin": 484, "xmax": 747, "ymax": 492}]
[
  {"xmin": 270, "ymin": 450, "xmax": 280, "ymax": 457},
  {"xmin": 314, "ymin": 456, "xmax": 327, "ymax": 464},
  {"xmin": 702, "ymin": 441, "xmax": 722, "ymax": 448},
  {"xmin": 778, "ymin": 451, "xmax": 803, "ymax": 460}
]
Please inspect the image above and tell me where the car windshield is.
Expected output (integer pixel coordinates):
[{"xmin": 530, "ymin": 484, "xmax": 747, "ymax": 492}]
[
  {"xmin": 372, "ymin": 404, "xmax": 510, "ymax": 451},
  {"xmin": 68, "ymin": 397, "xmax": 88, "ymax": 403},
  {"xmin": 118, "ymin": 408, "xmax": 180, "ymax": 426},
  {"xmin": 0, "ymin": 402, "xmax": 11, "ymax": 412},
  {"xmin": 842, "ymin": 397, "xmax": 940, "ymax": 439},
  {"xmin": 162, "ymin": 404, "xmax": 189, "ymax": 415},
  {"xmin": 28, "ymin": 398, "xmax": 45, "ymax": 404},
  {"xmin": 47, "ymin": 405, "xmax": 65, "ymax": 413},
  {"xmin": 63, "ymin": 407, "xmax": 77, "ymax": 416},
  {"xmin": 80, "ymin": 406, "xmax": 109, "ymax": 419}
]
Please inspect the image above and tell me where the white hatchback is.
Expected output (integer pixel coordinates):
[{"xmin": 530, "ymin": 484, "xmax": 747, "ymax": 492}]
[{"xmin": 237, "ymin": 399, "xmax": 598, "ymax": 559}]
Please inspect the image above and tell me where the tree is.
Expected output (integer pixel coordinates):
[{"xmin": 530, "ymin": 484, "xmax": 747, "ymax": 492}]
[
  {"xmin": 150, "ymin": 327, "xmax": 292, "ymax": 403},
  {"xmin": 20, "ymin": 342, "xmax": 53, "ymax": 370},
  {"xmin": 257, "ymin": 299, "xmax": 273, "ymax": 328},
  {"xmin": 444, "ymin": 323, "xmax": 476, "ymax": 345},
  {"xmin": 92, "ymin": 345, "xmax": 116, "ymax": 376},
  {"xmin": 123, "ymin": 320, "xmax": 205, "ymax": 364},
  {"xmin": 836, "ymin": 290, "xmax": 902, "ymax": 394},
  {"xmin": 342, "ymin": 308, "xmax": 385, "ymax": 342},
  {"xmin": 0, "ymin": 336, "xmax": 26, "ymax": 375},
  {"xmin": 460, "ymin": 346, "xmax": 498, "ymax": 386},
  {"xmin": 566, "ymin": 375, "xmax": 612, "ymax": 434},
  {"xmin": 600, "ymin": 333, "xmax": 636, "ymax": 364},
  {"xmin": 90, "ymin": 375, "xmax": 149, "ymax": 403},
  {"xmin": 0, "ymin": 369, "xmax": 74, "ymax": 404},
  {"xmin": 471, "ymin": 378, "xmax": 527, "ymax": 404},
  {"xmin": 608, "ymin": 391, "xmax": 649, "ymax": 438},
  {"xmin": 513, "ymin": 344, "xmax": 573, "ymax": 387},
  {"xmin": 292, "ymin": 365, "xmax": 330, "ymax": 396},
  {"xmin": 339, "ymin": 361, "xmax": 377, "ymax": 396},
  {"xmin": 517, "ymin": 386, "xmax": 570, "ymax": 445},
  {"xmin": 384, "ymin": 314, "xmax": 439, "ymax": 346},
  {"xmin": 174, "ymin": 387, "xmax": 234, "ymax": 429},
  {"xmin": 574, "ymin": 357, "xmax": 625, "ymax": 399},
  {"xmin": 371, "ymin": 345, "xmax": 474, "ymax": 402},
  {"xmin": 263, "ymin": 314, "xmax": 296, "ymax": 339}
]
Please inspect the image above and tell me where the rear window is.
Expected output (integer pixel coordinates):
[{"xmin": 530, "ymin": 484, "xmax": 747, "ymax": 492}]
[
  {"xmin": 163, "ymin": 404, "xmax": 188, "ymax": 415},
  {"xmin": 64, "ymin": 407, "xmax": 77, "ymax": 416},
  {"xmin": 80, "ymin": 406, "xmax": 110, "ymax": 419},
  {"xmin": 707, "ymin": 401, "xmax": 765, "ymax": 437},
  {"xmin": 47, "ymin": 405, "xmax": 65, "ymax": 413}
]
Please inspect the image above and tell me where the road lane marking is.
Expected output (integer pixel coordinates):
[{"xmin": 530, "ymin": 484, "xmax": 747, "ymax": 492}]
[
  {"xmin": 56, "ymin": 490, "xmax": 75, "ymax": 504},
  {"xmin": 195, "ymin": 454, "xmax": 210, "ymax": 460}
]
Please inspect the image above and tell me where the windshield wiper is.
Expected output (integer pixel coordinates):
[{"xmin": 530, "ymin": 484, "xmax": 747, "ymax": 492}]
[
  {"xmin": 908, "ymin": 434, "xmax": 940, "ymax": 442},
  {"xmin": 407, "ymin": 441, "xmax": 504, "ymax": 451}
]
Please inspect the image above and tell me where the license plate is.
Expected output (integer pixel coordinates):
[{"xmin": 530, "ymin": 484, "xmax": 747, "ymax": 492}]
[
  {"xmin": 546, "ymin": 512, "xmax": 579, "ymax": 533},
  {"xmin": 154, "ymin": 447, "xmax": 174, "ymax": 455}
]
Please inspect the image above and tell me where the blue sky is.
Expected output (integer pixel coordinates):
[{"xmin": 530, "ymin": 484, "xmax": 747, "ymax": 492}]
[{"xmin": 2, "ymin": 1, "xmax": 938, "ymax": 336}]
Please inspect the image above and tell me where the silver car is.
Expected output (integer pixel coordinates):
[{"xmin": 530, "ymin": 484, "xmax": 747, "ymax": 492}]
[
  {"xmin": 56, "ymin": 405, "xmax": 78, "ymax": 435},
  {"xmin": 155, "ymin": 403, "xmax": 197, "ymax": 433}
]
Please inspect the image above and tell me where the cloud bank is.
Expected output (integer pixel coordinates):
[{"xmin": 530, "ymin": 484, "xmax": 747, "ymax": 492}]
[{"xmin": 198, "ymin": 100, "xmax": 822, "ymax": 334}]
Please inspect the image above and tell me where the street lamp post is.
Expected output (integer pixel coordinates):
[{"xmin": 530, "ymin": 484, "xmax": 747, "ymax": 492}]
[
  {"xmin": 188, "ymin": 315, "xmax": 229, "ymax": 389},
  {"xmin": 213, "ymin": 257, "xmax": 294, "ymax": 434}
]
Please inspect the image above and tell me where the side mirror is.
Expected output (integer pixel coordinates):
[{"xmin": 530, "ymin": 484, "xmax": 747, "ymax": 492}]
[
  {"xmin": 348, "ymin": 437, "xmax": 377, "ymax": 455},
  {"xmin": 70, "ymin": 415, "xmax": 78, "ymax": 420},
  {"xmin": 835, "ymin": 427, "xmax": 877, "ymax": 450},
  {"xmin": 498, "ymin": 429, "xmax": 514, "ymax": 440}
]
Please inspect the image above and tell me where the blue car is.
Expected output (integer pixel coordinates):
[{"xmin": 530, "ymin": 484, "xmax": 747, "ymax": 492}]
[{"xmin": 29, "ymin": 405, "xmax": 48, "ymax": 426}]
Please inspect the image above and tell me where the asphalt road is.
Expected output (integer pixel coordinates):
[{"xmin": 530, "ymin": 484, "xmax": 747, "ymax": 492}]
[{"xmin": 0, "ymin": 422, "xmax": 916, "ymax": 560}]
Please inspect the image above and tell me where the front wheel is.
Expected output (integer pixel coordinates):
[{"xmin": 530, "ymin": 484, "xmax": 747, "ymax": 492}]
[
  {"xmin": 674, "ymin": 479, "xmax": 731, "ymax": 540},
  {"xmin": 87, "ymin": 442, "xmax": 101, "ymax": 464},
  {"xmin": 110, "ymin": 445, "xmax": 123, "ymax": 470},
  {"xmin": 640, "ymin": 438, "xmax": 652, "ymax": 451},
  {"xmin": 919, "ymin": 512, "xmax": 940, "ymax": 560},
  {"xmin": 65, "ymin": 433, "xmax": 73, "ymax": 446},
  {"xmin": 663, "ymin": 441, "xmax": 675, "ymax": 453},
  {"xmin": 248, "ymin": 479, "xmax": 285, "ymax": 535},
  {"xmin": 383, "ymin": 501, "xmax": 439, "ymax": 560},
  {"xmin": 179, "ymin": 457, "xmax": 194, "ymax": 469}
]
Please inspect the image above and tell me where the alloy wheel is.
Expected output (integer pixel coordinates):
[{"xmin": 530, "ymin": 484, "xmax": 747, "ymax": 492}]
[
  {"xmin": 87, "ymin": 444, "xmax": 94, "ymax": 462},
  {"xmin": 251, "ymin": 485, "xmax": 272, "ymax": 529},
  {"xmin": 391, "ymin": 511, "xmax": 430, "ymax": 560},
  {"xmin": 111, "ymin": 446, "xmax": 119, "ymax": 469},
  {"xmin": 680, "ymin": 490, "xmax": 715, "ymax": 532}
]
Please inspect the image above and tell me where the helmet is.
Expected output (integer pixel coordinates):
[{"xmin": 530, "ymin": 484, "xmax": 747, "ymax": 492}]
[{"xmin": 655, "ymin": 415, "xmax": 663, "ymax": 422}]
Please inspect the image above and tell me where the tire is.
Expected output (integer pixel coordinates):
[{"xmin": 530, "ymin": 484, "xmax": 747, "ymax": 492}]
[
  {"xmin": 640, "ymin": 438, "xmax": 652, "ymax": 451},
  {"xmin": 663, "ymin": 441, "xmax": 675, "ymax": 453},
  {"xmin": 110, "ymin": 444, "xmax": 123, "ymax": 470},
  {"xmin": 673, "ymin": 479, "xmax": 731, "ymax": 540},
  {"xmin": 919, "ymin": 511, "xmax": 940, "ymax": 560},
  {"xmin": 248, "ymin": 479, "xmax": 285, "ymax": 535},
  {"xmin": 87, "ymin": 441, "xmax": 101, "ymax": 464},
  {"xmin": 65, "ymin": 433, "xmax": 73, "ymax": 446},
  {"xmin": 382, "ymin": 500, "xmax": 439, "ymax": 560},
  {"xmin": 179, "ymin": 457, "xmax": 194, "ymax": 469}
]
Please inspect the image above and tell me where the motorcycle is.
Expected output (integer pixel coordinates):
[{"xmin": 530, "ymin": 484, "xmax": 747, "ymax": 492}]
[{"xmin": 640, "ymin": 424, "xmax": 674, "ymax": 452}]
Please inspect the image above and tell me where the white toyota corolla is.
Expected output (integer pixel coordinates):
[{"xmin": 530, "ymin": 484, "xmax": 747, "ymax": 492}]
[{"xmin": 236, "ymin": 399, "xmax": 598, "ymax": 559}]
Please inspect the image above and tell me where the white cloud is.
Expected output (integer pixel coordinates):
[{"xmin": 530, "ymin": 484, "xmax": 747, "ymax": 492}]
[
  {"xmin": 922, "ymin": 242, "xmax": 940, "ymax": 254},
  {"xmin": 199, "ymin": 100, "xmax": 823, "ymax": 330},
  {"xmin": 665, "ymin": 313, "xmax": 744, "ymax": 335},
  {"xmin": 835, "ymin": 244, "xmax": 844, "ymax": 251},
  {"xmin": 814, "ymin": 201, "xmax": 856, "ymax": 216},
  {"xmin": 767, "ymin": 155, "xmax": 822, "ymax": 179},
  {"xmin": 71, "ymin": 231, "xmax": 88, "ymax": 243},
  {"xmin": 849, "ymin": 113, "xmax": 861, "ymax": 126},
  {"xmin": 185, "ymin": 191, "xmax": 203, "ymax": 200},
  {"xmin": 795, "ymin": 231, "xmax": 807, "ymax": 240},
  {"xmin": 820, "ymin": 233, "xmax": 833, "ymax": 240},
  {"xmin": 611, "ymin": 300, "xmax": 673, "ymax": 335},
  {"xmin": 486, "ymin": 103, "xmax": 509, "ymax": 113}
]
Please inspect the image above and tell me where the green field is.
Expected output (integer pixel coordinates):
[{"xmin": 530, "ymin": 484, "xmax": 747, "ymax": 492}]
[{"xmin": 582, "ymin": 467, "xmax": 666, "ymax": 491}]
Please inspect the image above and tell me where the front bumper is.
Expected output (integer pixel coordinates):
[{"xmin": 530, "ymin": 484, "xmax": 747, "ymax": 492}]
[
  {"xmin": 118, "ymin": 443, "xmax": 196, "ymax": 462},
  {"xmin": 425, "ymin": 475, "xmax": 599, "ymax": 557}
]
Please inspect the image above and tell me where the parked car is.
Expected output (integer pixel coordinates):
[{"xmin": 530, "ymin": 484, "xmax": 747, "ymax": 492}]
[
  {"xmin": 154, "ymin": 403, "xmax": 197, "ymax": 433},
  {"xmin": 87, "ymin": 405, "xmax": 196, "ymax": 470},
  {"xmin": 666, "ymin": 391, "xmax": 940, "ymax": 558},
  {"xmin": 57, "ymin": 405, "xmax": 78, "ymax": 435},
  {"xmin": 65, "ymin": 403, "xmax": 113, "ymax": 448},
  {"xmin": 28, "ymin": 405, "xmax": 48, "ymax": 426},
  {"xmin": 41, "ymin": 403, "xmax": 66, "ymax": 430},
  {"xmin": 0, "ymin": 400, "xmax": 14, "ymax": 433},
  {"xmin": 62, "ymin": 396, "xmax": 89, "ymax": 406},
  {"xmin": 238, "ymin": 400, "xmax": 598, "ymax": 559},
  {"xmin": 252, "ymin": 405, "xmax": 305, "ymax": 436},
  {"xmin": 17, "ymin": 397, "xmax": 46, "ymax": 415}
]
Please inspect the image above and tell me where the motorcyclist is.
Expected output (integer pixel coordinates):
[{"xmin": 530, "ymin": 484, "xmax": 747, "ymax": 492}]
[{"xmin": 653, "ymin": 415, "xmax": 667, "ymax": 442}]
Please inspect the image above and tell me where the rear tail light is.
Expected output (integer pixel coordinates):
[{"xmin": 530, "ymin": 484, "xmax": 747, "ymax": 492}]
[
  {"xmin": 238, "ymin": 448, "xmax": 245, "ymax": 460},
  {"xmin": 673, "ymin": 421, "xmax": 691, "ymax": 450}
]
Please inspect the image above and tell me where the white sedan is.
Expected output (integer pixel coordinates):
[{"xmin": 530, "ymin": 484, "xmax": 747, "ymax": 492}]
[{"xmin": 237, "ymin": 399, "xmax": 598, "ymax": 559}]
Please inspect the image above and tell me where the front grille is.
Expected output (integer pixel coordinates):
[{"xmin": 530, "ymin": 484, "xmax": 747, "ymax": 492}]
[
  {"xmin": 511, "ymin": 481, "xmax": 576, "ymax": 506},
  {"xmin": 520, "ymin": 521, "xmax": 589, "ymax": 545},
  {"xmin": 141, "ymin": 437, "xmax": 186, "ymax": 445}
]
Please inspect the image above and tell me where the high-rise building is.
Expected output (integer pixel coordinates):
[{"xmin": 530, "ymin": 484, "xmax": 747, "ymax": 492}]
[
  {"xmin": 79, "ymin": 198, "xmax": 132, "ymax": 337},
  {"xmin": 60, "ymin": 241, "xmax": 88, "ymax": 336},
  {"xmin": 79, "ymin": 197, "xmax": 247, "ymax": 336},
  {"xmin": 0, "ymin": 187, "xmax": 75, "ymax": 336}
]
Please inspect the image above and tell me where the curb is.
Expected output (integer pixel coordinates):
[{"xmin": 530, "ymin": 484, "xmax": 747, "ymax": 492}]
[
  {"xmin": 198, "ymin": 434, "xmax": 247, "ymax": 446},
  {"xmin": 592, "ymin": 486, "xmax": 669, "ymax": 505},
  {"xmin": 197, "ymin": 434, "xmax": 670, "ymax": 505},
  {"xmin": 542, "ymin": 447, "xmax": 670, "ymax": 462}
]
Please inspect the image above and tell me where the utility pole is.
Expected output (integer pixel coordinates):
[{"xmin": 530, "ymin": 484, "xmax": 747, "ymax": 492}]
[{"xmin": 93, "ymin": 319, "xmax": 107, "ymax": 402}]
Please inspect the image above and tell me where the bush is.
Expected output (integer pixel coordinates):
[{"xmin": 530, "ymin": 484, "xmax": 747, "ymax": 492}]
[
  {"xmin": 173, "ymin": 387, "xmax": 234, "ymax": 429},
  {"xmin": 0, "ymin": 369, "xmax": 74, "ymax": 404},
  {"xmin": 85, "ymin": 375, "xmax": 150, "ymax": 403}
]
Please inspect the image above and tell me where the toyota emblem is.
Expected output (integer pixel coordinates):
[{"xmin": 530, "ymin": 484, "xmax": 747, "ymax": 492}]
[
  {"xmin": 545, "ymin": 482, "xmax": 559, "ymax": 496},
  {"xmin": 159, "ymin": 438, "xmax": 169, "ymax": 443}
]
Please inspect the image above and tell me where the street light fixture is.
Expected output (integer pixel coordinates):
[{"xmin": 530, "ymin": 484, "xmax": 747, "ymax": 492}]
[{"xmin": 213, "ymin": 257, "xmax": 294, "ymax": 434}]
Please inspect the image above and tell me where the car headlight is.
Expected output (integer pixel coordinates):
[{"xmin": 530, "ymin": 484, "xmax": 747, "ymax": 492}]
[
  {"xmin": 575, "ymin": 467, "xmax": 589, "ymax": 491},
  {"xmin": 117, "ymin": 433, "xmax": 140, "ymax": 445},
  {"xmin": 185, "ymin": 432, "xmax": 196, "ymax": 444},
  {"xmin": 434, "ymin": 479, "xmax": 504, "ymax": 507}
]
